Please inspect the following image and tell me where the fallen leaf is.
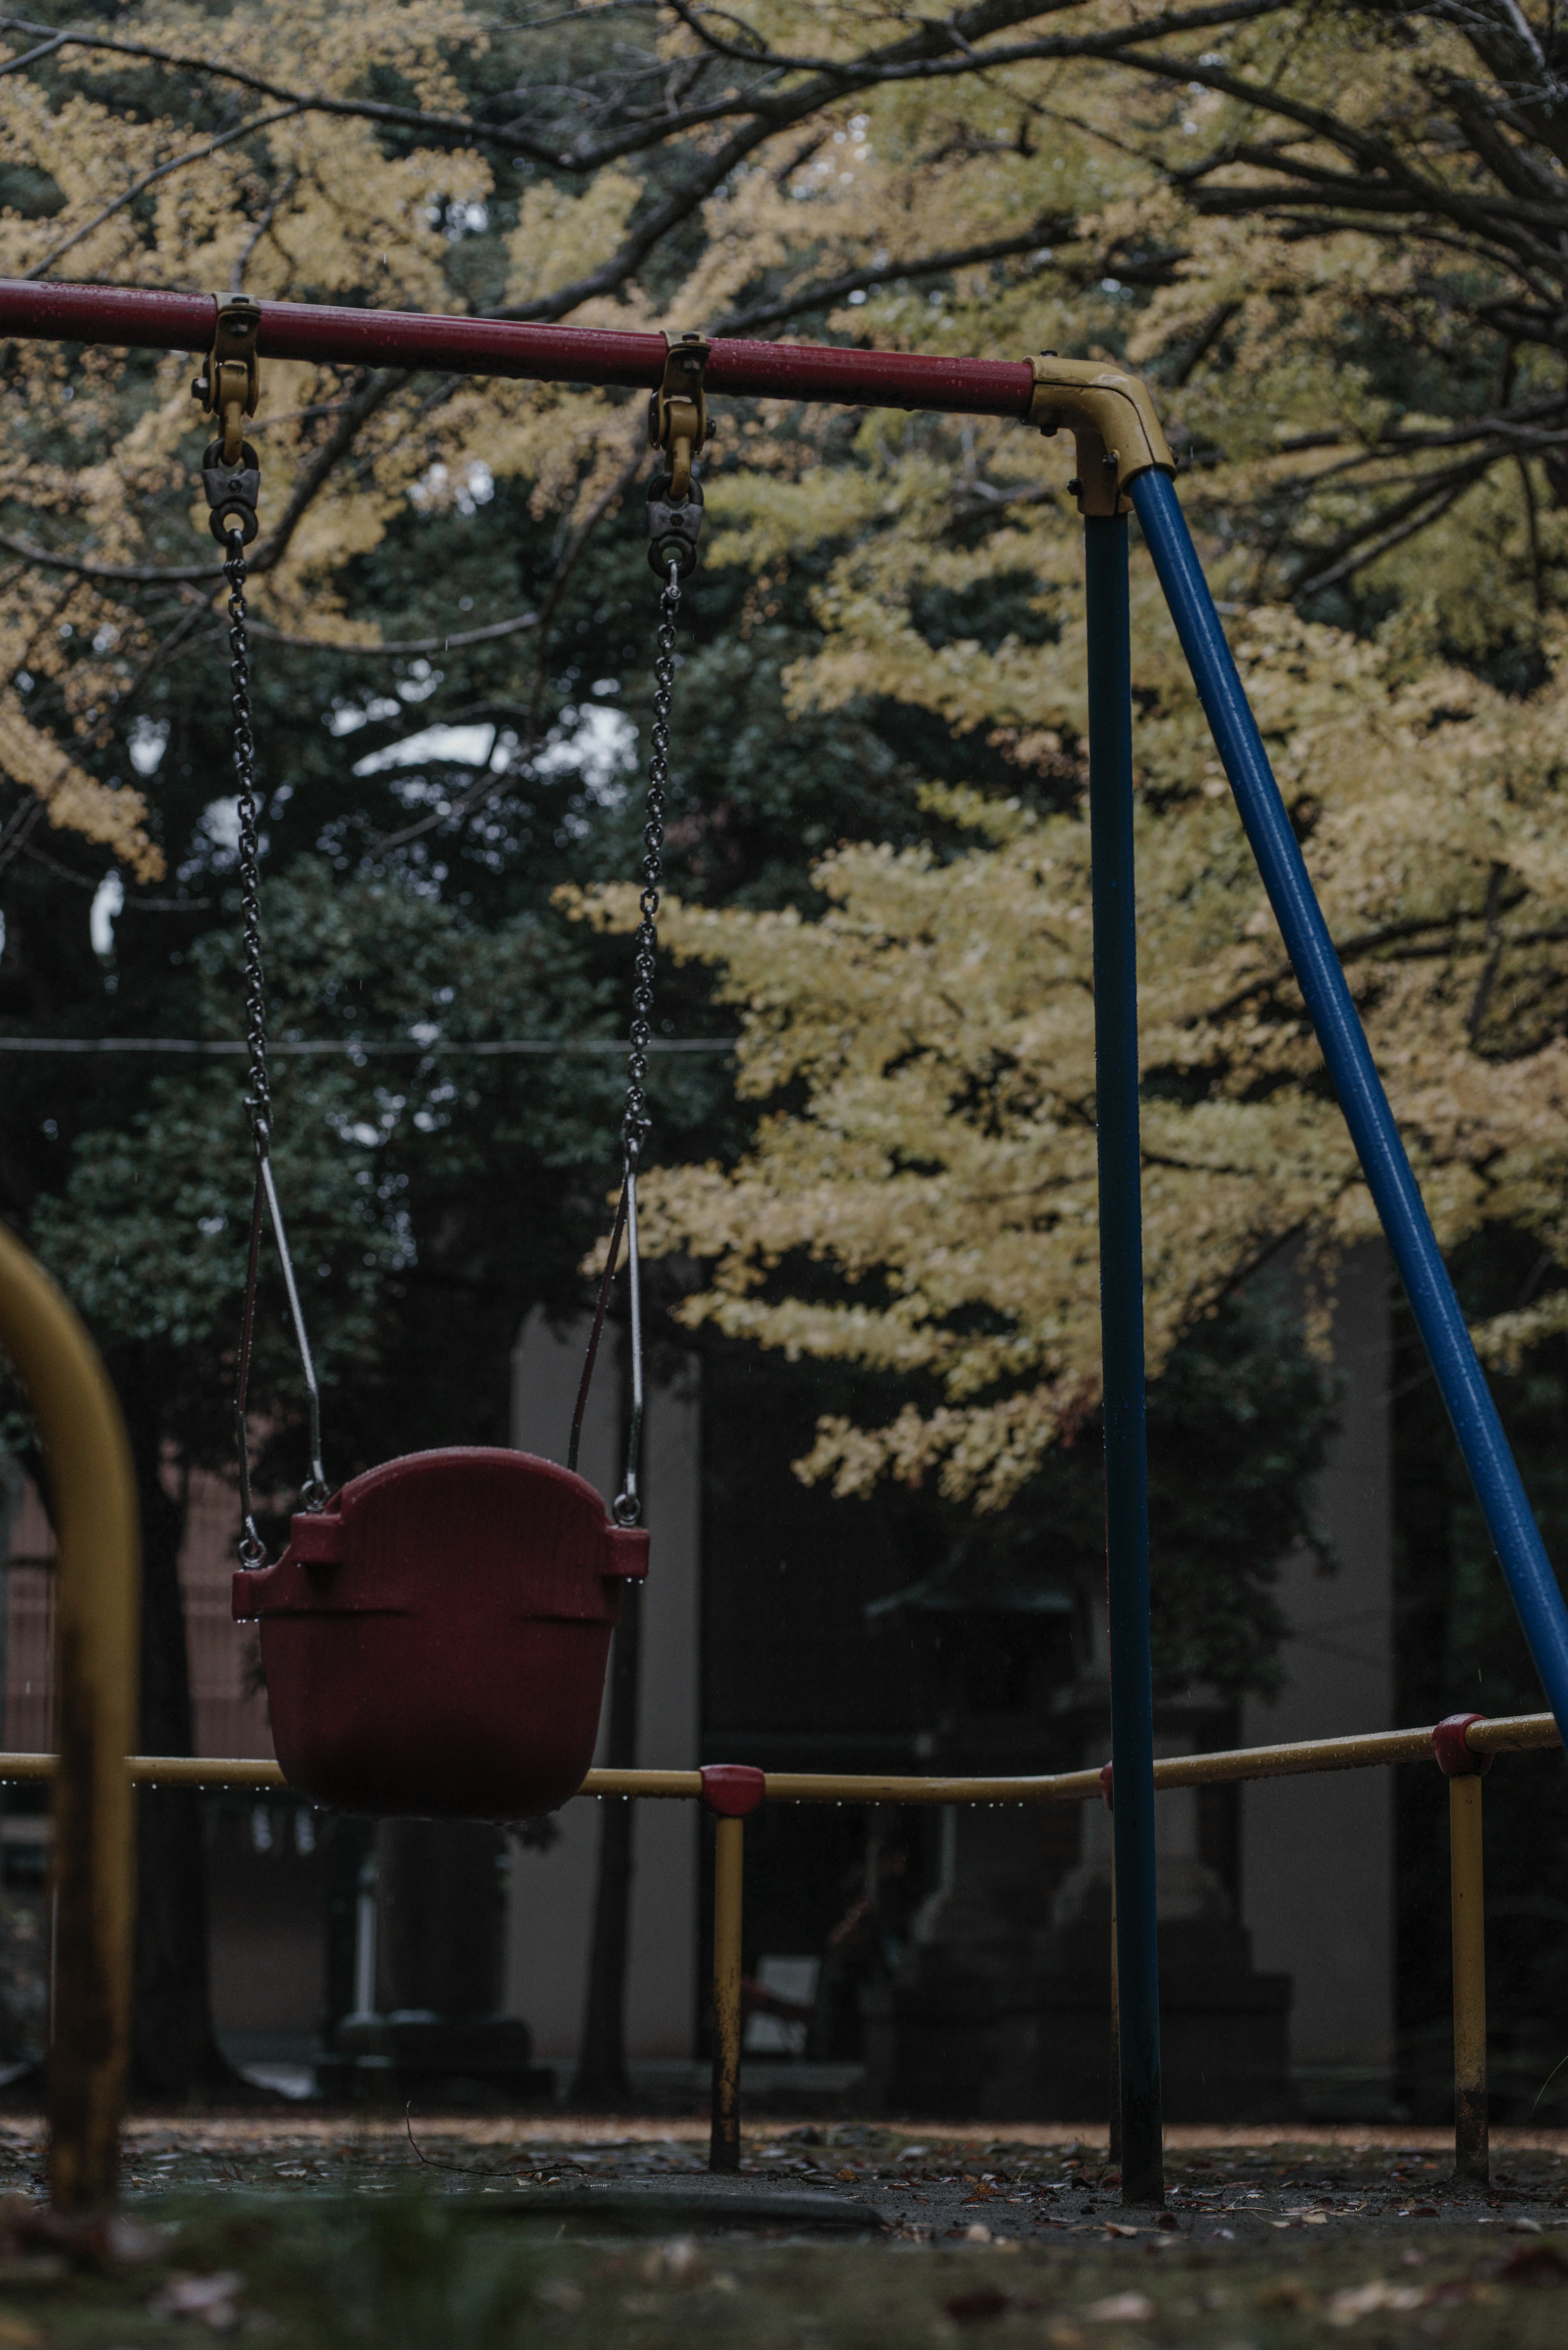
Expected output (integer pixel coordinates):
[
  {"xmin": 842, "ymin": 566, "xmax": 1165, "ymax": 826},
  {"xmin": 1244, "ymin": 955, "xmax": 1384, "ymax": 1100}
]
[
  {"xmin": 1258, "ymin": 2279, "xmax": 1317, "ymax": 2312},
  {"xmin": 640, "ymin": 2237, "xmax": 704, "ymax": 2285},
  {"xmin": 1326, "ymin": 2279, "xmax": 1426, "ymax": 2328},
  {"xmin": 1081, "ymin": 2292, "xmax": 1156, "ymax": 2323},
  {"xmin": 11, "ymin": 2202, "xmax": 167, "ymax": 2273},
  {"xmin": 836, "ymin": 2167, "xmax": 858, "ymax": 2184},
  {"xmin": 535, "ymin": 2279, "xmax": 584, "ymax": 2312},
  {"xmin": 149, "ymin": 2269, "xmax": 245, "ymax": 2330},
  {"xmin": 944, "ymin": 2286, "xmax": 1010, "ymax": 2322},
  {"xmin": 1495, "ymin": 2240, "xmax": 1568, "ymax": 2286},
  {"xmin": 964, "ymin": 2223, "xmax": 993, "ymax": 2244},
  {"xmin": 1102, "ymin": 2221, "xmax": 1140, "ymax": 2238}
]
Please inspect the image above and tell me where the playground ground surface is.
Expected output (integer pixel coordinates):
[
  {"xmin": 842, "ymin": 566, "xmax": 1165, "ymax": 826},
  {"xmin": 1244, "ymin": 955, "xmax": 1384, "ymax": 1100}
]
[{"xmin": 0, "ymin": 2117, "xmax": 1564, "ymax": 2345}]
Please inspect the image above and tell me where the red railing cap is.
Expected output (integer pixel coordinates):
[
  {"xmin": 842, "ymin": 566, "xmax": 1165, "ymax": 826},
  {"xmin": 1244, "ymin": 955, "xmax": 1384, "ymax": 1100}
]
[
  {"xmin": 1434, "ymin": 1712, "xmax": 1493, "ymax": 1776},
  {"xmin": 700, "ymin": 1764, "xmax": 766, "ymax": 1817}
]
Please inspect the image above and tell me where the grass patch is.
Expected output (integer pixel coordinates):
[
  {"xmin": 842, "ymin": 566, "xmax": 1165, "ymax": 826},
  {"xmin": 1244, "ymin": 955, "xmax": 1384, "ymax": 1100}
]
[{"xmin": 0, "ymin": 2192, "xmax": 1565, "ymax": 2347}]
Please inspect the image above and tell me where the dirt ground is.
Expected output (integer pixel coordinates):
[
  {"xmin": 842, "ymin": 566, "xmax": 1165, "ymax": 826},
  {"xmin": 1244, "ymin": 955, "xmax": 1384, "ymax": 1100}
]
[{"xmin": 0, "ymin": 2116, "xmax": 1565, "ymax": 2345}]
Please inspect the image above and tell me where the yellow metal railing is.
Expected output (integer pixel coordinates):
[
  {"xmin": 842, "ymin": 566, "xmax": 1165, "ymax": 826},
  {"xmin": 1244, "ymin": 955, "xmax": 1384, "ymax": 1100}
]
[
  {"xmin": 0, "ymin": 1225, "xmax": 139, "ymax": 2216},
  {"xmin": 0, "ymin": 1705, "xmax": 1553, "ymax": 2183}
]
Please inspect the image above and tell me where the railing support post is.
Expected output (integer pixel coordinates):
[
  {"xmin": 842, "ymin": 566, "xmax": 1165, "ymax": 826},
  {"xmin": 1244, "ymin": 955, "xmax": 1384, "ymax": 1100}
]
[
  {"xmin": 711, "ymin": 1817, "xmax": 744, "ymax": 2170},
  {"xmin": 701, "ymin": 1766, "xmax": 765, "ymax": 2175},
  {"xmin": 1108, "ymin": 1858, "xmax": 1122, "ymax": 2168},
  {"xmin": 1085, "ymin": 513, "xmax": 1163, "ymax": 2208},
  {"xmin": 1099, "ymin": 1759, "xmax": 1122, "ymax": 2168},
  {"xmin": 1435, "ymin": 1713, "xmax": 1490, "ymax": 2185}
]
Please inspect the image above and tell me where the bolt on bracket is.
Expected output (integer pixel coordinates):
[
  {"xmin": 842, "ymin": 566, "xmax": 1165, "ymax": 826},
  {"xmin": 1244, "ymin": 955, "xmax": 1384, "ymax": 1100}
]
[
  {"xmin": 649, "ymin": 330, "xmax": 710, "ymax": 502},
  {"xmin": 194, "ymin": 292, "xmax": 261, "ymax": 466},
  {"xmin": 1027, "ymin": 354, "xmax": 1175, "ymax": 518}
]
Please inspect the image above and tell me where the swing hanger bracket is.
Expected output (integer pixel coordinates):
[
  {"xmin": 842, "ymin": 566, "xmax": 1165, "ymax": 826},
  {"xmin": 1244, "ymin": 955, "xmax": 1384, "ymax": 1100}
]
[
  {"xmin": 648, "ymin": 329, "xmax": 710, "ymax": 503},
  {"xmin": 195, "ymin": 294, "xmax": 262, "ymax": 545},
  {"xmin": 1026, "ymin": 353, "xmax": 1175, "ymax": 519},
  {"xmin": 194, "ymin": 292, "xmax": 261, "ymax": 466}
]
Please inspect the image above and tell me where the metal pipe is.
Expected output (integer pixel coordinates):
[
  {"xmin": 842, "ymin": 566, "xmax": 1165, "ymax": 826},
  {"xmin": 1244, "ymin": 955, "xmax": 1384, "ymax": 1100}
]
[
  {"xmin": 583, "ymin": 1768, "xmax": 704, "ymax": 1800},
  {"xmin": 1131, "ymin": 466, "xmax": 1568, "ymax": 1748},
  {"xmin": 1085, "ymin": 513, "xmax": 1163, "ymax": 2207},
  {"xmin": 709, "ymin": 1814, "xmax": 744, "ymax": 2173},
  {"xmin": 1450, "ymin": 1773, "xmax": 1488, "ymax": 2184},
  {"xmin": 757, "ymin": 1768, "xmax": 1107, "ymax": 1804},
  {"xmin": 0, "ymin": 1223, "xmax": 139, "ymax": 2213},
  {"xmin": 349, "ymin": 1848, "xmax": 380, "ymax": 2024},
  {"xmin": 1108, "ymin": 1869, "xmax": 1122, "ymax": 2168},
  {"xmin": 0, "ymin": 1712, "xmax": 1555, "ymax": 1796},
  {"xmin": 1466, "ymin": 1714, "xmax": 1558, "ymax": 1757},
  {"xmin": 0, "ymin": 281, "xmax": 1037, "ymax": 419}
]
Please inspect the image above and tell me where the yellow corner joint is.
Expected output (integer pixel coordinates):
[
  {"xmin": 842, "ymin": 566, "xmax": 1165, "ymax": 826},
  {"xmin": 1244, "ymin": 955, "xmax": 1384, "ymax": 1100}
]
[{"xmin": 1027, "ymin": 355, "xmax": 1175, "ymax": 518}]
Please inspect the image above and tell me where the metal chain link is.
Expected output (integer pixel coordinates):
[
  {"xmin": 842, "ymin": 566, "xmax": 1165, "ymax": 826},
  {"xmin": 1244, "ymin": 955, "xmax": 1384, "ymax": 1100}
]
[
  {"xmin": 568, "ymin": 555, "xmax": 684, "ymax": 1517},
  {"xmin": 621, "ymin": 560, "xmax": 682, "ymax": 1164},
  {"xmin": 227, "ymin": 537, "xmax": 271, "ymax": 1153},
  {"xmin": 225, "ymin": 527, "xmax": 330, "ymax": 1559}
]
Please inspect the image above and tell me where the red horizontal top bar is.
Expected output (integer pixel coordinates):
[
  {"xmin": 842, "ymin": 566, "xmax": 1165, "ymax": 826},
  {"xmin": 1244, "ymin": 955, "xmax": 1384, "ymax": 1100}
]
[{"xmin": 0, "ymin": 280, "xmax": 1036, "ymax": 420}]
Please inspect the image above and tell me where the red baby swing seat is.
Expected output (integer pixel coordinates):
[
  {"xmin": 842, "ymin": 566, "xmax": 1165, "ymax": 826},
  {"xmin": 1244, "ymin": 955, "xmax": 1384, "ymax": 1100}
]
[{"xmin": 233, "ymin": 1447, "xmax": 648, "ymax": 1818}]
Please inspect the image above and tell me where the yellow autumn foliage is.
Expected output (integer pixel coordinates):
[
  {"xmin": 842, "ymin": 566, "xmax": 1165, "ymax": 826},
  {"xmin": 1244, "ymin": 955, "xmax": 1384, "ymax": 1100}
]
[{"xmin": 584, "ymin": 576, "xmax": 1568, "ymax": 1503}]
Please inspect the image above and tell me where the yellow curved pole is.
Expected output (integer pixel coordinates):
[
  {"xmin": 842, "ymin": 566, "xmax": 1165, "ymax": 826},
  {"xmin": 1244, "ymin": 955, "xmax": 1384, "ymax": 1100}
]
[{"xmin": 0, "ymin": 1221, "xmax": 138, "ymax": 2212}]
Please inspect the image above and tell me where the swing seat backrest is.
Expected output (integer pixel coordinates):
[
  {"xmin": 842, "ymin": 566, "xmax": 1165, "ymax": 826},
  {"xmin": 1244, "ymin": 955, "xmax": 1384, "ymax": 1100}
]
[{"xmin": 233, "ymin": 1447, "xmax": 648, "ymax": 1818}]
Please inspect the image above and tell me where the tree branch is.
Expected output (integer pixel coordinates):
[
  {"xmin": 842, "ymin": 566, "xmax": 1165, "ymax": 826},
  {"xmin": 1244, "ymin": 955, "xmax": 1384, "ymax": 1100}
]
[
  {"xmin": 713, "ymin": 222, "xmax": 1070, "ymax": 334},
  {"xmin": 22, "ymin": 105, "xmax": 303, "ymax": 282},
  {"xmin": 247, "ymin": 609, "xmax": 541, "ymax": 657},
  {"xmin": 372, "ymin": 435, "xmax": 647, "ymax": 849},
  {"xmin": 1292, "ymin": 457, "xmax": 1497, "ymax": 598}
]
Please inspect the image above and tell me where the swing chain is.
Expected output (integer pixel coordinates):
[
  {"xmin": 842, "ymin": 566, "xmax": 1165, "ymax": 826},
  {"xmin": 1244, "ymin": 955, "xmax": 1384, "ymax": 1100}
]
[
  {"xmin": 220, "ymin": 510, "xmax": 329, "ymax": 1559},
  {"xmin": 621, "ymin": 558, "xmax": 681, "ymax": 1168},
  {"xmin": 228, "ymin": 540, "xmax": 270, "ymax": 1156},
  {"xmin": 568, "ymin": 334, "xmax": 709, "ymax": 1520},
  {"xmin": 569, "ymin": 460, "xmax": 703, "ymax": 1516}
]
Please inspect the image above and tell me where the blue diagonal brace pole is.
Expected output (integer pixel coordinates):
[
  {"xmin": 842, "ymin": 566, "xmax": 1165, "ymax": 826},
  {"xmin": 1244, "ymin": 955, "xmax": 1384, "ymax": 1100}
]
[
  {"xmin": 1084, "ymin": 513, "xmax": 1164, "ymax": 2207},
  {"xmin": 1131, "ymin": 466, "xmax": 1568, "ymax": 1747}
]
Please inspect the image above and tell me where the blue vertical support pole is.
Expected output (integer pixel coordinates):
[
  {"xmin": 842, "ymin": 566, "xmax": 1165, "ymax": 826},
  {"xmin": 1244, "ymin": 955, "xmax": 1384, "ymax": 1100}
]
[
  {"xmin": 1131, "ymin": 466, "xmax": 1568, "ymax": 1746},
  {"xmin": 1084, "ymin": 512, "xmax": 1164, "ymax": 2207}
]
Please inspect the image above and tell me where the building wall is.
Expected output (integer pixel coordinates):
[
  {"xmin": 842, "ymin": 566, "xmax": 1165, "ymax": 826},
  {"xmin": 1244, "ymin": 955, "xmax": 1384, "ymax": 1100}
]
[
  {"xmin": 503, "ymin": 1310, "xmax": 701, "ymax": 2063},
  {"xmin": 0, "ymin": 1463, "xmax": 271, "ymax": 1760},
  {"xmin": 1241, "ymin": 1241, "xmax": 1395, "ymax": 2109},
  {"xmin": 1, "ymin": 1460, "xmax": 316, "ymax": 2057}
]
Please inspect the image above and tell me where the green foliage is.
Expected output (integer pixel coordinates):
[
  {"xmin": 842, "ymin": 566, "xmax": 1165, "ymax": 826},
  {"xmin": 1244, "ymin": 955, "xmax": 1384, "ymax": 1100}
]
[{"xmin": 899, "ymin": 1285, "xmax": 1336, "ymax": 1699}]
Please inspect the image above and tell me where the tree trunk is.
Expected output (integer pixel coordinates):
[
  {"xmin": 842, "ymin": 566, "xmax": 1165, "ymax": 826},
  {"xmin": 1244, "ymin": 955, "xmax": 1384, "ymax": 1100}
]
[
  {"xmin": 571, "ymin": 1581, "xmax": 643, "ymax": 2105},
  {"xmin": 120, "ymin": 1369, "xmax": 241, "ymax": 2100}
]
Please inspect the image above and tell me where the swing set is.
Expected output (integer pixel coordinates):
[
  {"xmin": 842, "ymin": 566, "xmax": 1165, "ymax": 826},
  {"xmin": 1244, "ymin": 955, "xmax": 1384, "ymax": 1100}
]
[{"xmin": 1, "ymin": 276, "xmax": 1567, "ymax": 2215}]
